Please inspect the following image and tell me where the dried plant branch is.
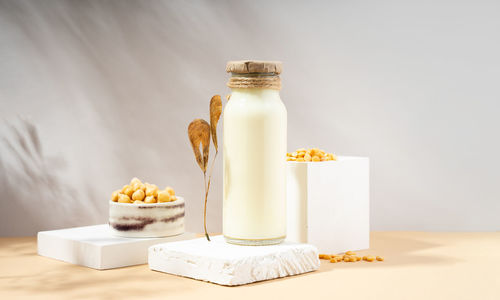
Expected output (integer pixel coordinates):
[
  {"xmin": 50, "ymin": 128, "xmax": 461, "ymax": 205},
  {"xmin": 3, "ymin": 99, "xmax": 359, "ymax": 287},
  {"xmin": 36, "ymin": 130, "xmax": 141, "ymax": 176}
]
[
  {"xmin": 210, "ymin": 95, "xmax": 222, "ymax": 153},
  {"xmin": 188, "ymin": 95, "xmax": 223, "ymax": 242},
  {"xmin": 205, "ymin": 95, "xmax": 222, "ymax": 238},
  {"xmin": 203, "ymin": 172, "xmax": 209, "ymax": 241},
  {"xmin": 188, "ymin": 118, "xmax": 212, "ymax": 241},
  {"xmin": 188, "ymin": 119, "xmax": 211, "ymax": 173}
]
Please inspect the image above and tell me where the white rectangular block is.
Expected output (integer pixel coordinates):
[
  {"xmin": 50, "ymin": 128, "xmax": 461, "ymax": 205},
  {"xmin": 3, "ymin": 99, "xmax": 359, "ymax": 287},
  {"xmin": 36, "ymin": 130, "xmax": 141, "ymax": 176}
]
[
  {"xmin": 149, "ymin": 235, "xmax": 319, "ymax": 286},
  {"xmin": 286, "ymin": 156, "xmax": 369, "ymax": 254},
  {"xmin": 37, "ymin": 224, "xmax": 196, "ymax": 269}
]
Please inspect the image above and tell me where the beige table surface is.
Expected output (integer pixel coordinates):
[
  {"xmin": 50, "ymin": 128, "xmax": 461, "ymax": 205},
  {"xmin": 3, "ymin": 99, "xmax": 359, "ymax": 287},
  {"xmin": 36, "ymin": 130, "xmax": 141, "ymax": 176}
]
[{"xmin": 1, "ymin": 232, "xmax": 499, "ymax": 300}]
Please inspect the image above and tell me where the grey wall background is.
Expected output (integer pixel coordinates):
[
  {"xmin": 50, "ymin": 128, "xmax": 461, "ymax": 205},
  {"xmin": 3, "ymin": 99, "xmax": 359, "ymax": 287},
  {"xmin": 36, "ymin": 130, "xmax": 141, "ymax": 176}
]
[{"xmin": 1, "ymin": 0, "xmax": 499, "ymax": 236}]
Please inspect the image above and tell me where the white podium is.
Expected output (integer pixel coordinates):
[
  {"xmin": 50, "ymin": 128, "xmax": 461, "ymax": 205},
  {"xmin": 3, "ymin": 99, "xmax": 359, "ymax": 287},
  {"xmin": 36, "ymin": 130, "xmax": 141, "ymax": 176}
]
[
  {"xmin": 37, "ymin": 224, "xmax": 196, "ymax": 269},
  {"xmin": 286, "ymin": 156, "xmax": 370, "ymax": 254}
]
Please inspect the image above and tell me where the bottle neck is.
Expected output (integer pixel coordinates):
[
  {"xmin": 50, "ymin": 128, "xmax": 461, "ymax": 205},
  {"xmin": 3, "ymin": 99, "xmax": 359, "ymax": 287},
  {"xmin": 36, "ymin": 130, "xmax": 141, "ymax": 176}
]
[
  {"xmin": 227, "ymin": 72, "xmax": 281, "ymax": 90},
  {"xmin": 230, "ymin": 88, "xmax": 280, "ymax": 98}
]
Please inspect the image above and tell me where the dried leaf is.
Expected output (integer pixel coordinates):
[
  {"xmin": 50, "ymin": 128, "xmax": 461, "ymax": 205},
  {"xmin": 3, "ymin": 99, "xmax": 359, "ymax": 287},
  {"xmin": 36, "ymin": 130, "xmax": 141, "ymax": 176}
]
[
  {"xmin": 209, "ymin": 95, "xmax": 222, "ymax": 152},
  {"xmin": 188, "ymin": 119, "xmax": 211, "ymax": 172}
]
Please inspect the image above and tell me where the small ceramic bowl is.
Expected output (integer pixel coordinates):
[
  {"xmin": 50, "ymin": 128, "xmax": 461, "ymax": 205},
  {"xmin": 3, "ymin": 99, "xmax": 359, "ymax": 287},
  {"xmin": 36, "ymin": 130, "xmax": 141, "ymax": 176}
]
[{"xmin": 109, "ymin": 197, "xmax": 185, "ymax": 238}]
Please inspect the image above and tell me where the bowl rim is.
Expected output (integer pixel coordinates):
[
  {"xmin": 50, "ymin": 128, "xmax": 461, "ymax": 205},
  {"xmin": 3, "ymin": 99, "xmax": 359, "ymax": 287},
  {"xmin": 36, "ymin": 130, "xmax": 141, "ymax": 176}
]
[{"xmin": 109, "ymin": 196, "xmax": 184, "ymax": 207}]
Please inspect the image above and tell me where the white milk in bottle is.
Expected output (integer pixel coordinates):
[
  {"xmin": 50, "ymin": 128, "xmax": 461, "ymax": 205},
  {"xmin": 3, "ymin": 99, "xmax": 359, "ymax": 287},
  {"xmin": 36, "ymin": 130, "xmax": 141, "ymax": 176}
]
[{"xmin": 223, "ymin": 61, "xmax": 287, "ymax": 245}]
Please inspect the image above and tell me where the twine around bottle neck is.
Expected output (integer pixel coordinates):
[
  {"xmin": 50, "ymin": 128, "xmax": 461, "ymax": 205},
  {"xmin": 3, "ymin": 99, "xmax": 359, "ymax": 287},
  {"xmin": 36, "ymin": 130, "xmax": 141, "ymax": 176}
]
[{"xmin": 227, "ymin": 73, "xmax": 281, "ymax": 90}]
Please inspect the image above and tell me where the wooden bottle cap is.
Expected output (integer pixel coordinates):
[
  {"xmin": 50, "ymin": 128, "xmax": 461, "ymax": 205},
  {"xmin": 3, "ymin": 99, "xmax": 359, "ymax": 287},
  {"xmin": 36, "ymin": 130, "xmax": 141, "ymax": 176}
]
[{"xmin": 226, "ymin": 60, "xmax": 282, "ymax": 74}]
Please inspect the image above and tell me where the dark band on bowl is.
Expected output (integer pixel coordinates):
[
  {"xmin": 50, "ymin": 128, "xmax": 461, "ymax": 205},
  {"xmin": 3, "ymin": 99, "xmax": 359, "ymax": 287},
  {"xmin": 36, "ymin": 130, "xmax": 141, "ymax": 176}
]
[
  {"xmin": 110, "ymin": 212, "xmax": 185, "ymax": 231},
  {"xmin": 137, "ymin": 202, "xmax": 185, "ymax": 209}
]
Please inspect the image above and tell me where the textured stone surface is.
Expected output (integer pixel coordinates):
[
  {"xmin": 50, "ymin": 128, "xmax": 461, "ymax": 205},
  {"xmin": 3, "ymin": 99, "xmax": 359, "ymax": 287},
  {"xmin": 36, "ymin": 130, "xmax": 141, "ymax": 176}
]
[
  {"xmin": 37, "ymin": 224, "xmax": 196, "ymax": 269},
  {"xmin": 148, "ymin": 235, "xmax": 319, "ymax": 286}
]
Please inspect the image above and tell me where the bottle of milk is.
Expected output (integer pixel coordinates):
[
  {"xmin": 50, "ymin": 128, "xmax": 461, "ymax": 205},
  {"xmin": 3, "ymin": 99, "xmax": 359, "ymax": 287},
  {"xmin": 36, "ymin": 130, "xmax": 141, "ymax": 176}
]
[{"xmin": 223, "ymin": 61, "xmax": 287, "ymax": 245}]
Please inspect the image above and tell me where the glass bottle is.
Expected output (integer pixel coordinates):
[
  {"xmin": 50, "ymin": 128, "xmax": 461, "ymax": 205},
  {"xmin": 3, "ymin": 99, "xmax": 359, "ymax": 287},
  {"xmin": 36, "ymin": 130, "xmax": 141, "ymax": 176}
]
[{"xmin": 223, "ymin": 61, "xmax": 287, "ymax": 245}]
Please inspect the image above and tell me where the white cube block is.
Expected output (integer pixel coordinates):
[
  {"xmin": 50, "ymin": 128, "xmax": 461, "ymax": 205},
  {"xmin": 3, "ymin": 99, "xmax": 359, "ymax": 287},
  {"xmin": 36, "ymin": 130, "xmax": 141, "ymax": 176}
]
[
  {"xmin": 149, "ymin": 235, "xmax": 319, "ymax": 286},
  {"xmin": 37, "ymin": 224, "xmax": 196, "ymax": 269},
  {"xmin": 286, "ymin": 156, "xmax": 369, "ymax": 254}
]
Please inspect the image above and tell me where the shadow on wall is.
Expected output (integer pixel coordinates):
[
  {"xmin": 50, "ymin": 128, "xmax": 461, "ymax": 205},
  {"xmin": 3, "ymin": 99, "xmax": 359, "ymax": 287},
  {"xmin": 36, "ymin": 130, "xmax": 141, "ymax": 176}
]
[{"xmin": 0, "ymin": 118, "xmax": 100, "ymax": 236}]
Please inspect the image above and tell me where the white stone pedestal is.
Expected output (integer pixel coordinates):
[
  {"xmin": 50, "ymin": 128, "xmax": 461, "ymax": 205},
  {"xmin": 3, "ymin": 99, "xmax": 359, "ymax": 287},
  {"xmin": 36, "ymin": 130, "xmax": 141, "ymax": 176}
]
[
  {"xmin": 37, "ymin": 224, "xmax": 196, "ymax": 269},
  {"xmin": 148, "ymin": 235, "xmax": 319, "ymax": 286},
  {"xmin": 286, "ymin": 156, "xmax": 370, "ymax": 254}
]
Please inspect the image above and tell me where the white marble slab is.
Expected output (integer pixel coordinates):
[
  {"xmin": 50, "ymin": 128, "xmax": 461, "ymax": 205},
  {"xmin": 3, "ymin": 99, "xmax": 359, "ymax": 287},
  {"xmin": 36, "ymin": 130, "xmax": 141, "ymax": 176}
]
[
  {"xmin": 37, "ymin": 224, "xmax": 196, "ymax": 269},
  {"xmin": 148, "ymin": 235, "xmax": 319, "ymax": 286}
]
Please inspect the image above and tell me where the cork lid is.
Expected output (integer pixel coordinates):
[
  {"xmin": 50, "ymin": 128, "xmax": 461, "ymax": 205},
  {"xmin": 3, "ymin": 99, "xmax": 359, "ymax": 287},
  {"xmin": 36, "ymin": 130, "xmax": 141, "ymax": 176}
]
[{"xmin": 226, "ymin": 60, "xmax": 282, "ymax": 75}]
